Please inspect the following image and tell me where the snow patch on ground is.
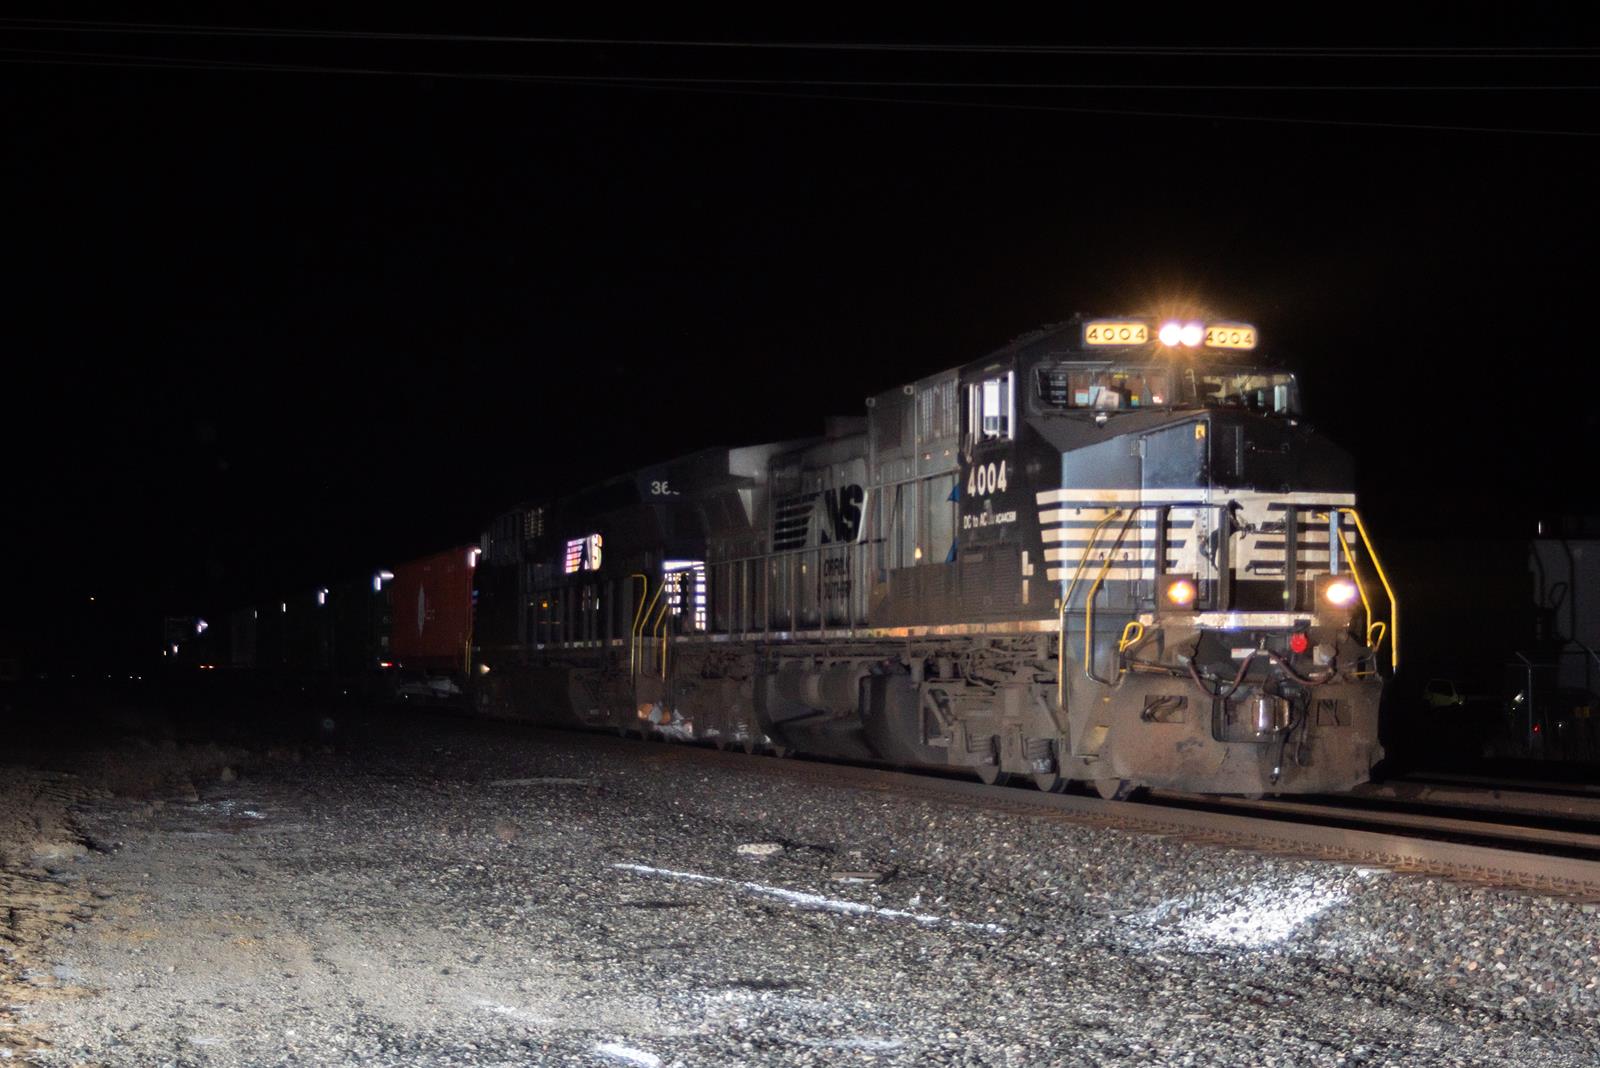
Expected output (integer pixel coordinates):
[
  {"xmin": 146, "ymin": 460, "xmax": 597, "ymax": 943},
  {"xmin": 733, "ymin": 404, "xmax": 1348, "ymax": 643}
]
[
  {"xmin": 595, "ymin": 1041, "xmax": 662, "ymax": 1067},
  {"xmin": 613, "ymin": 863, "xmax": 1006, "ymax": 934},
  {"xmin": 1124, "ymin": 875, "xmax": 1346, "ymax": 949}
]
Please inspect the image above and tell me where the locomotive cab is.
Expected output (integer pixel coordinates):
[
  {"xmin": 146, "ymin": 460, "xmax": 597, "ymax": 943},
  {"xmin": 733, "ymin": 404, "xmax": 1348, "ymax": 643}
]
[{"xmin": 1011, "ymin": 318, "xmax": 1391, "ymax": 794}]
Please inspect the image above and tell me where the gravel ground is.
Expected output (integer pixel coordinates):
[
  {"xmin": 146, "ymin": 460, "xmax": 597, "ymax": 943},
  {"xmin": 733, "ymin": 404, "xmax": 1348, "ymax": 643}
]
[{"xmin": 13, "ymin": 709, "xmax": 1600, "ymax": 1067}]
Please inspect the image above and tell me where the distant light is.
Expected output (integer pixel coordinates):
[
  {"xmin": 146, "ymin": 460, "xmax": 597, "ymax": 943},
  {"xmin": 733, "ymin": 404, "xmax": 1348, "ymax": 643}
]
[
  {"xmin": 252, "ymin": 609, "xmax": 258, "ymax": 619},
  {"xmin": 467, "ymin": 548, "xmax": 481, "ymax": 569},
  {"xmin": 171, "ymin": 644, "xmax": 179, "ymax": 654},
  {"xmin": 1158, "ymin": 322, "xmax": 1183, "ymax": 346},
  {"xmin": 478, "ymin": 663, "xmax": 491, "ymax": 675},
  {"xmin": 373, "ymin": 574, "xmax": 384, "ymax": 592},
  {"xmin": 378, "ymin": 660, "xmax": 395, "ymax": 669},
  {"xmin": 316, "ymin": 588, "xmax": 328, "ymax": 606},
  {"xmin": 378, "ymin": 570, "xmax": 394, "ymax": 581},
  {"xmin": 281, "ymin": 602, "xmax": 288, "ymax": 613},
  {"xmin": 1179, "ymin": 322, "xmax": 1205, "ymax": 347},
  {"xmin": 88, "ymin": 595, "xmax": 95, "ymax": 603},
  {"xmin": 195, "ymin": 619, "xmax": 208, "ymax": 634}
]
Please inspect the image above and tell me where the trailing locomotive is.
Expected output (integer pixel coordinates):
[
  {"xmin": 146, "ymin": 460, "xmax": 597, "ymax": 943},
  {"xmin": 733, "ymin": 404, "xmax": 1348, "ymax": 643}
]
[{"xmin": 474, "ymin": 315, "xmax": 1393, "ymax": 796}]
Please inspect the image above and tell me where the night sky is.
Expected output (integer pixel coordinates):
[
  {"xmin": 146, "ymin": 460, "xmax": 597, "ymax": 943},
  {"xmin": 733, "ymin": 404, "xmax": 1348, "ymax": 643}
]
[{"xmin": 5, "ymin": 16, "xmax": 1598, "ymax": 667}]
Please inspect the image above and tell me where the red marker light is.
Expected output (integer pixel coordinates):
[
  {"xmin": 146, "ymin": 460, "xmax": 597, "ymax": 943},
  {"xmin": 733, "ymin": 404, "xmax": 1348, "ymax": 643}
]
[{"xmin": 1288, "ymin": 632, "xmax": 1310, "ymax": 655}]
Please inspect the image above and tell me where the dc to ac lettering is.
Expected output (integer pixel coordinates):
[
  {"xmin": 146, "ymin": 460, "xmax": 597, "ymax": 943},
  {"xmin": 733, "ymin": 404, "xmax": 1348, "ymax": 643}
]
[{"xmin": 962, "ymin": 511, "xmax": 1017, "ymax": 530}]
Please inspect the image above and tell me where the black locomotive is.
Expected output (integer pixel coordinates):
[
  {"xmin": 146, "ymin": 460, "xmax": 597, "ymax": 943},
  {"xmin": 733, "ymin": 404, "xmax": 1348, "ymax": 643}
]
[{"xmin": 472, "ymin": 314, "xmax": 1393, "ymax": 796}]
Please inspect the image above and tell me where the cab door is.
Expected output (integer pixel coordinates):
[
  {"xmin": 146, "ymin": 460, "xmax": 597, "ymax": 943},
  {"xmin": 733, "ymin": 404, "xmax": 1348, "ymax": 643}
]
[
  {"xmin": 1141, "ymin": 418, "xmax": 1213, "ymax": 607},
  {"xmin": 957, "ymin": 361, "xmax": 1022, "ymax": 616}
]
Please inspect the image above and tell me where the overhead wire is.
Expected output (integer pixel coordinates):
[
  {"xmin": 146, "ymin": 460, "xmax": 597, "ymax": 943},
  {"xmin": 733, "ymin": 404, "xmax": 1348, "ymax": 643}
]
[
  {"xmin": 4, "ymin": 39, "xmax": 1599, "ymax": 139},
  {"xmin": 3, "ymin": 17, "xmax": 1600, "ymax": 58},
  {"xmin": 6, "ymin": 44, "xmax": 1600, "ymax": 91}
]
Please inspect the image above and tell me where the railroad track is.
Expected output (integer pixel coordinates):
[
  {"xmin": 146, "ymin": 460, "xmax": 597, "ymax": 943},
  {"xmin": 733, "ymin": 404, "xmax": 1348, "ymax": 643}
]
[
  {"xmin": 1353, "ymin": 775, "xmax": 1600, "ymax": 823},
  {"xmin": 566, "ymin": 730, "xmax": 1600, "ymax": 900}
]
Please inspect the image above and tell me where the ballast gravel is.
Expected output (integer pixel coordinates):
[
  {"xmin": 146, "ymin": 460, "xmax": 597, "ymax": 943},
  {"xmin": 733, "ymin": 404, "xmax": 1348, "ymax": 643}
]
[{"xmin": 17, "ymin": 711, "xmax": 1600, "ymax": 1067}]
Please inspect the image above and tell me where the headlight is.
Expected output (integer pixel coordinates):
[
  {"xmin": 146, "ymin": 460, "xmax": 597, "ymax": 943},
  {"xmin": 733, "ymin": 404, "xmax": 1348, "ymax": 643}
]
[
  {"xmin": 1157, "ymin": 321, "xmax": 1207, "ymax": 348},
  {"xmin": 1323, "ymin": 578, "xmax": 1359, "ymax": 608},
  {"xmin": 1161, "ymin": 575, "xmax": 1197, "ymax": 608}
]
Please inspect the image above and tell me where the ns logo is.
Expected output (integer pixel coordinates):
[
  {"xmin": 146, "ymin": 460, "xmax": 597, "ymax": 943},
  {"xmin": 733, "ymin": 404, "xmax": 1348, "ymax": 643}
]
[{"xmin": 817, "ymin": 485, "xmax": 865, "ymax": 544}]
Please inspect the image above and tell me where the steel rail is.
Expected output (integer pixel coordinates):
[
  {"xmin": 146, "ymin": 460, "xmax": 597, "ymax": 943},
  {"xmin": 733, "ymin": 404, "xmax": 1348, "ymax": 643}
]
[
  {"xmin": 1403, "ymin": 770, "xmax": 1600, "ymax": 797},
  {"xmin": 1149, "ymin": 790, "xmax": 1600, "ymax": 850},
  {"xmin": 1351, "ymin": 780, "xmax": 1600, "ymax": 823},
  {"xmin": 570, "ymin": 731, "xmax": 1600, "ymax": 900}
]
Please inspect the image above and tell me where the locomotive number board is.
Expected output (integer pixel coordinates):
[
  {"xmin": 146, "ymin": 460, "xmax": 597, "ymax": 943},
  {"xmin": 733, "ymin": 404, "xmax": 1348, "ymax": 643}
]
[
  {"xmin": 1083, "ymin": 320, "xmax": 1149, "ymax": 346},
  {"xmin": 1203, "ymin": 323, "xmax": 1258, "ymax": 350}
]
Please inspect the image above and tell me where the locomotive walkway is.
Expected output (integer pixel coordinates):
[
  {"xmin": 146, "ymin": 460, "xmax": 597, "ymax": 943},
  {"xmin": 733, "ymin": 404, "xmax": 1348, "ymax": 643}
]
[{"xmin": 9, "ymin": 708, "xmax": 1600, "ymax": 1066}]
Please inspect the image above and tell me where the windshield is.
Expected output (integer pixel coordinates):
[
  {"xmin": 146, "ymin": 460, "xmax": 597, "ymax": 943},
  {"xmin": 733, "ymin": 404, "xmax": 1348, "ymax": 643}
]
[
  {"xmin": 1187, "ymin": 371, "xmax": 1299, "ymax": 415},
  {"xmin": 1036, "ymin": 365, "xmax": 1299, "ymax": 416},
  {"xmin": 1037, "ymin": 368, "xmax": 1173, "ymax": 410}
]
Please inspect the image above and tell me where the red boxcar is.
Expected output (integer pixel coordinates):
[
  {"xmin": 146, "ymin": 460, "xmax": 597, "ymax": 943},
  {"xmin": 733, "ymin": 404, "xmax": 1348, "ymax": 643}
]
[{"xmin": 389, "ymin": 546, "xmax": 477, "ymax": 674}]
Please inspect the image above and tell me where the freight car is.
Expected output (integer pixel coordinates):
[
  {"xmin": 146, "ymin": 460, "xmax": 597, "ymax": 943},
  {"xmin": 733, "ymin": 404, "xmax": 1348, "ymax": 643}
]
[
  {"xmin": 474, "ymin": 315, "xmax": 1394, "ymax": 796},
  {"xmin": 387, "ymin": 546, "xmax": 479, "ymax": 704},
  {"xmin": 182, "ymin": 547, "xmax": 477, "ymax": 706}
]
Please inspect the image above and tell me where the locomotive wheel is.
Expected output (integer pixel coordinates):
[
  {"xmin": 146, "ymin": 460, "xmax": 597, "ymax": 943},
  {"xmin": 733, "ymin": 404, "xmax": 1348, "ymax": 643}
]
[
  {"xmin": 1032, "ymin": 742, "xmax": 1068, "ymax": 792},
  {"xmin": 974, "ymin": 739, "xmax": 1010, "ymax": 786},
  {"xmin": 1094, "ymin": 777, "xmax": 1139, "ymax": 801},
  {"xmin": 976, "ymin": 763, "xmax": 1011, "ymax": 786},
  {"xmin": 1032, "ymin": 768, "xmax": 1069, "ymax": 793}
]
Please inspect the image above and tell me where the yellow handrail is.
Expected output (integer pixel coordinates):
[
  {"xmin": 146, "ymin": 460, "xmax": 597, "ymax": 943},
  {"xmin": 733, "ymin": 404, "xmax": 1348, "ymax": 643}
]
[
  {"xmin": 1338, "ymin": 507, "xmax": 1398, "ymax": 671},
  {"xmin": 1332, "ymin": 526, "xmax": 1388, "ymax": 660},
  {"xmin": 631, "ymin": 577, "xmax": 663, "ymax": 682},
  {"xmin": 1366, "ymin": 620, "xmax": 1388, "ymax": 661},
  {"xmin": 1083, "ymin": 513, "xmax": 1138, "ymax": 682},
  {"xmin": 1322, "ymin": 509, "xmax": 1398, "ymax": 672},
  {"xmin": 1332, "ymin": 527, "xmax": 1376, "ymax": 633},
  {"xmin": 627, "ymin": 573, "xmax": 649, "ymax": 678},
  {"xmin": 650, "ymin": 597, "xmax": 671, "ymax": 680},
  {"xmin": 1057, "ymin": 509, "xmax": 1124, "ymax": 710},
  {"xmin": 1118, "ymin": 620, "xmax": 1145, "ymax": 652}
]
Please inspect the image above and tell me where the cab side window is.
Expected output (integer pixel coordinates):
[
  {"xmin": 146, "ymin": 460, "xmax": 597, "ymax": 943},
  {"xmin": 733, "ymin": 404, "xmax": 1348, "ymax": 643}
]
[{"xmin": 967, "ymin": 371, "xmax": 1014, "ymax": 444}]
